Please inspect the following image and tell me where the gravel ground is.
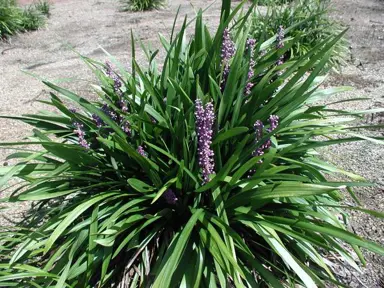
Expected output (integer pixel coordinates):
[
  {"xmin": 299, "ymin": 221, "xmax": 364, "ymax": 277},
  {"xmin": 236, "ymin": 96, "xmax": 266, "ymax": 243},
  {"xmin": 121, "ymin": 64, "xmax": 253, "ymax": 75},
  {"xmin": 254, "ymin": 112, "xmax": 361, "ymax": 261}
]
[
  {"xmin": 0, "ymin": 0, "xmax": 383, "ymax": 286},
  {"xmin": 325, "ymin": 0, "xmax": 384, "ymax": 286}
]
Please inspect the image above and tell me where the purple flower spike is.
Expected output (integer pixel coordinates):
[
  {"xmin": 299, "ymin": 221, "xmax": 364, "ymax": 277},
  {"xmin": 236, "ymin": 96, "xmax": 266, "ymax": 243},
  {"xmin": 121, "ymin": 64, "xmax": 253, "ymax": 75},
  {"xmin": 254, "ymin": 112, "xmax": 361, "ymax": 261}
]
[
  {"xmin": 105, "ymin": 61, "xmax": 113, "ymax": 77},
  {"xmin": 119, "ymin": 100, "xmax": 129, "ymax": 113},
  {"xmin": 221, "ymin": 28, "xmax": 236, "ymax": 90},
  {"xmin": 163, "ymin": 189, "xmax": 178, "ymax": 205},
  {"xmin": 268, "ymin": 115, "xmax": 279, "ymax": 132},
  {"xmin": 195, "ymin": 100, "xmax": 215, "ymax": 184},
  {"xmin": 73, "ymin": 122, "xmax": 90, "ymax": 149},
  {"xmin": 254, "ymin": 120, "xmax": 264, "ymax": 141},
  {"xmin": 137, "ymin": 146, "xmax": 147, "ymax": 157},
  {"xmin": 112, "ymin": 75, "xmax": 122, "ymax": 92},
  {"xmin": 102, "ymin": 104, "xmax": 119, "ymax": 122},
  {"xmin": 276, "ymin": 25, "xmax": 285, "ymax": 49},
  {"xmin": 276, "ymin": 26, "xmax": 285, "ymax": 75},
  {"xmin": 252, "ymin": 115, "xmax": 279, "ymax": 163},
  {"xmin": 247, "ymin": 38, "xmax": 257, "ymax": 50},
  {"xmin": 222, "ymin": 28, "xmax": 236, "ymax": 62},
  {"xmin": 92, "ymin": 114, "xmax": 104, "ymax": 128},
  {"xmin": 245, "ymin": 38, "xmax": 257, "ymax": 96},
  {"xmin": 252, "ymin": 120, "xmax": 264, "ymax": 159},
  {"xmin": 93, "ymin": 103, "xmax": 122, "ymax": 129},
  {"xmin": 105, "ymin": 61, "xmax": 122, "ymax": 93}
]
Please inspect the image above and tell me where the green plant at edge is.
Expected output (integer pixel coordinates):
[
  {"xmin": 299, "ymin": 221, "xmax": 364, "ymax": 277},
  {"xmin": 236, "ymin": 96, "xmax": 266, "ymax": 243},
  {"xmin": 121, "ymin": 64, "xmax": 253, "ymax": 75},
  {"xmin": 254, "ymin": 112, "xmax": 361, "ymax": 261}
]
[
  {"xmin": 34, "ymin": 0, "xmax": 50, "ymax": 17},
  {"xmin": 121, "ymin": 0, "xmax": 165, "ymax": 12},
  {"xmin": 250, "ymin": 0, "xmax": 349, "ymax": 70}
]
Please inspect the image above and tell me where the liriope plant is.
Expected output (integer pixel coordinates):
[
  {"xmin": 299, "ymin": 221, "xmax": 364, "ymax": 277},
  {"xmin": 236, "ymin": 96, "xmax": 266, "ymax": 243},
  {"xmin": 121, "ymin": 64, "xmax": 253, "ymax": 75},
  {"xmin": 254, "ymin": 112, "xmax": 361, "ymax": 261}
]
[{"xmin": 0, "ymin": 1, "xmax": 383, "ymax": 287}]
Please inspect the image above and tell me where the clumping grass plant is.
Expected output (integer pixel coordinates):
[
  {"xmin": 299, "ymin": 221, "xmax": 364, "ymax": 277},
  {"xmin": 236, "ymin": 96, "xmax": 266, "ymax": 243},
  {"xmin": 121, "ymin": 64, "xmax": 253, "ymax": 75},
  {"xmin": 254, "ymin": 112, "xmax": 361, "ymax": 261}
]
[
  {"xmin": 0, "ymin": 0, "xmax": 48, "ymax": 38},
  {"xmin": 121, "ymin": 0, "xmax": 165, "ymax": 12},
  {"xmin": 0, "ymin": 0, "xmax": 24, "ymax": 37},
  {"xmin": 21, "ymin": 5, "xmax": 45, "ymax": 31},
  {"xmin": 0, "ymin": 1, "xmax": 383, "ymax": 287},
  {"xmin": 34, "ymin": 0, "xmax": 51, "ymax": 17},
  {"xmin": 251, "ymin": 0, "xmax": 349, "ymax": 70}
]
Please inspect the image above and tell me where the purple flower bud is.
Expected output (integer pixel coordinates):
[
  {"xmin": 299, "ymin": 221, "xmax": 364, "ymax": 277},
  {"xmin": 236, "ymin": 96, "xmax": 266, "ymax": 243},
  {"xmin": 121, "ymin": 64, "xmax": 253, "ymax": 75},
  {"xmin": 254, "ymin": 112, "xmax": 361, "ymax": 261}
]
[
  {"xmin": 163, "ymin": 189, "xmax": 178, "ymax": 205},
  {"xmin": 195, "ymin": 100, "xmax": 215, "ymax": 184},
  {"xmin": 137, "ymin": 145, "xmax": 147, "ymax": 157},
  {"xmin": 69, "ymin": 108, "xmax": 77, "ymax": 113},
  {"xmin": 73, "ymin": 122, "xmax": 90, "ymax": 149}
]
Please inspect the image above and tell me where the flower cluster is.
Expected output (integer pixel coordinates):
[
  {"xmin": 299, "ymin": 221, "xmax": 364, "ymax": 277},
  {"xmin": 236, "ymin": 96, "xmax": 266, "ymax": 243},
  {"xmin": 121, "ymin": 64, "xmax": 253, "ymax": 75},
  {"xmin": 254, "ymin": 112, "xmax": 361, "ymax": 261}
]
[
  {"xmin": 119, "ymin": 99, "xmax": 129, "ymax": 113},
  {"xmin": 91, "ymin": 102, "xmax": 131, "ymax": 136},
  {"xmin": 221, "ymin": 28, "xmax": 236, "ymax": 90},
  {"xmin": 91, "ymin": 62, "xmax": 131, "ymax": 136},
  {"xmin": 276, "ymin": 26, "xmax": 285, "ymax": 75},
  {"xmin": 163, "ymin": 189, "xmax": 178, "ymax": 205},
  {"xmin": 245, "ymin": 38, "xmax": 257, "ymax": 96},
  {"xmin": 276, "ymin": 25, "xmax": 284, "ymax": 49},
  {"xmin": 252, "ymin": 115, "xmax": 279, "ymax": 160},
  {"xmin": 195, "ymin": 100, "xmax": 215, "ymax": 184},
  {"xmin": 268, "ymin": 115, "xmax": 279, "ymax": 132},
  {"xmin": 122, "ymin": 121, "xmax": 131, "ymax": 136},
  {"xmin": 101, "ymin": 104, "xmax": 118, "ymax": 122},
  {"xmin": 73, "ymin": 122, "xmax": 90, "ymax": 149},
  {"xmin": 137, "ymin": 145, "xmax": 147, "ymax": 157},
  {"xmin": 92, "ymin": 114, "xmax": 104, "ymax": 128},
  {"xmin": 252, "ymin": 120, "xmax": 264, "ymax": 160},
  {"xmin": 105, "ymin": 61, "xmax": 122, "ymax": 93}
]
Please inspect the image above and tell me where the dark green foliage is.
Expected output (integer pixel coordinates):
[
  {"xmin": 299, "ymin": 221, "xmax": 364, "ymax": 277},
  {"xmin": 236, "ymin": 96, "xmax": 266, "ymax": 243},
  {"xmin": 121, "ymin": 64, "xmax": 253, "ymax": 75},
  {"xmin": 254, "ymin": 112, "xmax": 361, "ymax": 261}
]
[
  {"xmin": 0, "ymin": 1, "xmax": 383, "ymax": 287},
  {"xmin": 121, "ymin": 0, "xmax": 165, "ymax": 12},
  {"xmin": 251, "ymin": 0, "xmax": 349, "ymax": 69}
]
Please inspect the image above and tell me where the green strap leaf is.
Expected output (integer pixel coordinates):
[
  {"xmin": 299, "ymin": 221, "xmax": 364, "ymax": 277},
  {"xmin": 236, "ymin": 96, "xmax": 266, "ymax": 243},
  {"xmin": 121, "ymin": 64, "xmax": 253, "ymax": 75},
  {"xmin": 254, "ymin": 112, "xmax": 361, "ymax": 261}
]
[
  {"xmin": 153, "ymin": 209, "xmax": 203, "ymax": 288},
  {"xmin": 44, "ymin": 192, "xmax": 121, "ymax": 254}
]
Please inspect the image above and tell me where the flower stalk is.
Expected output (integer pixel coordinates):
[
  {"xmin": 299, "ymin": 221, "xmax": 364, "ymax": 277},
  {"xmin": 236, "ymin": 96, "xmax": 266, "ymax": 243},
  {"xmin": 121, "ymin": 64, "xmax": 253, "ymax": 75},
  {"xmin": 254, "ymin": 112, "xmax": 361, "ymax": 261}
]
[{"xmin": 195, "ymin": 99, "xmax": 215, "ymax": 184}]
